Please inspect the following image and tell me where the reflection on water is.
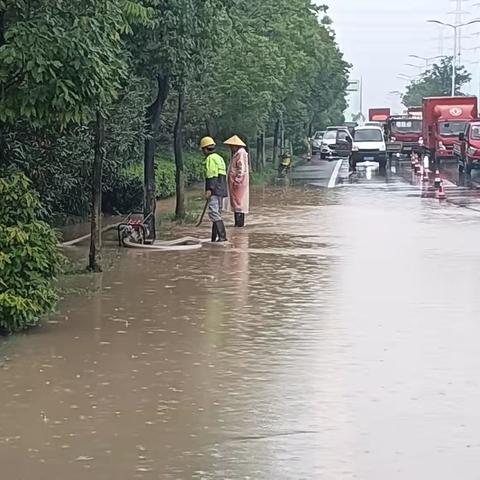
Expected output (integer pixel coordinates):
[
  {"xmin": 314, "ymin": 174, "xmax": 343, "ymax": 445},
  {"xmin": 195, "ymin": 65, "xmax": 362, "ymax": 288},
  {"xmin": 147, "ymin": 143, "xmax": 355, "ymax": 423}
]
[{"xmin": 2, "ymin": 184, "xmax": 480, "ymax": 479}]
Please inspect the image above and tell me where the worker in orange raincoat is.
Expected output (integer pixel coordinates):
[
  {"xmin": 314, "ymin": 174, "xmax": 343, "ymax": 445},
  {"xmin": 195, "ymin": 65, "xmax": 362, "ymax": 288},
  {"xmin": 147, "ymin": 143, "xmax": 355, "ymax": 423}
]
[{"xmin": 224, "ymin": 135, "xmax": 250, "ymax": 227}]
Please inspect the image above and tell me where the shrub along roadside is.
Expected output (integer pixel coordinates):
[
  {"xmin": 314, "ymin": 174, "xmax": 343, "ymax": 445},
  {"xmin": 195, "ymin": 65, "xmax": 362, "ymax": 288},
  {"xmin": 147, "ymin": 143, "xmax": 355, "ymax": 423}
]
[
  {"xmin": 106, "ymin": 150, "xmax": 279, "ymax": 215},
  {"xmin": 0, "ymin": 174, "xmax": 62, "ymax": 334},
  {"xmin": 105, "ymin": 151, "xmax": 204, "ymax": 214}
]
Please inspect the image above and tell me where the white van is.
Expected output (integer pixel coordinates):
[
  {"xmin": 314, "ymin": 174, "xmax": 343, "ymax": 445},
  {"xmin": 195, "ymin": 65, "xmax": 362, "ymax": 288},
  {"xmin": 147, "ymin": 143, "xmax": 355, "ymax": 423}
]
[{"xmin": 352, "ymin": 126, "xmax": 388, "ymax": 170}]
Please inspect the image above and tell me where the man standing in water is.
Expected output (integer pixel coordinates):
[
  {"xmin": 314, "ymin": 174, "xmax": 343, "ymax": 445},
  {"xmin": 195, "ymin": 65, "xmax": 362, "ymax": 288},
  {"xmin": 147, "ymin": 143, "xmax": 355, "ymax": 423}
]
[{"xmin": 200, "ymin": 137, "xmax": 228, "ymax": 242}]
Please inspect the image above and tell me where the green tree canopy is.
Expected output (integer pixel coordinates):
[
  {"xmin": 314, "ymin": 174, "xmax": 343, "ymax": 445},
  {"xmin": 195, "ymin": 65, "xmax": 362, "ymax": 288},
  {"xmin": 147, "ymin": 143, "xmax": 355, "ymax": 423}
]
[
  {"xmin": 402, "ymin": 57, "xmax": 471, "ymax": 107},
  {"xmin": 0, "ymin": 0, "xmax": 131, "ymax": 126},
  {"xmin": 192, "ymin": 1, "xmax": 349, "ymax": 142}
]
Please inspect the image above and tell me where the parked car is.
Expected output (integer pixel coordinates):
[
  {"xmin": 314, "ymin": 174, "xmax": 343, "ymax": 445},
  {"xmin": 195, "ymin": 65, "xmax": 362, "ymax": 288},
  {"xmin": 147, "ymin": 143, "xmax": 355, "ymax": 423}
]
[
  {"xmin": 351, "ymin": 126, "xmax": 388, "ymax": 170},
  {"xmin": 311, "ymin": 131, "xmax": 325, "ymax": 154},
  {"xmin": 320, "ymin": 127, "xmax": 353, "ymax": 159},
  {"xmin": 453, "ymin": 121, "xmax": 480, "ymax": 174}
]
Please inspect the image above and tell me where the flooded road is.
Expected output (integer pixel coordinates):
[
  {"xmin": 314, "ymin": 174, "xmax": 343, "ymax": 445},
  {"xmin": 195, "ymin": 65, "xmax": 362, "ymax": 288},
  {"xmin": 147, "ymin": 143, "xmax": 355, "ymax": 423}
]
[{"xmin": 2, "ymin": 160, "xmax": 480, "ymax": 479}]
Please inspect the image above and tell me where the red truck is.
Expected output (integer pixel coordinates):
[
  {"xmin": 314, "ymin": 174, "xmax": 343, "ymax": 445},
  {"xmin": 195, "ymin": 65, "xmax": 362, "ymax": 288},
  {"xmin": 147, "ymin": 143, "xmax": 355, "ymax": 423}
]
[
  {"xmin": 407, "ymin": 106, "xmax": 423, "ymax": 118},
  {"xmin": 386, "ymin": 115, "xmax": 423, "ymax": 156},
  {"xmin": 369, "ymin": 108, "xmax": 391, "ymax": 123},
  {"xmin": 453, "ymin": 120, "xmax": 480, "ymax": 174},
  {"xmin": 422, "ymin": 96, "xmax": 478, "ymax": 162}
]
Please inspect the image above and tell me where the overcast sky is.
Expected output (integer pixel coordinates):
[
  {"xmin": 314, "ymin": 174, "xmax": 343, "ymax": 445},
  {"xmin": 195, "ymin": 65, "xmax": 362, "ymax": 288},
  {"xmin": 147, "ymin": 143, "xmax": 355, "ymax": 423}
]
[{"xmin": 328, "ymin": 0, "xmax": 480, "ymax": 117}]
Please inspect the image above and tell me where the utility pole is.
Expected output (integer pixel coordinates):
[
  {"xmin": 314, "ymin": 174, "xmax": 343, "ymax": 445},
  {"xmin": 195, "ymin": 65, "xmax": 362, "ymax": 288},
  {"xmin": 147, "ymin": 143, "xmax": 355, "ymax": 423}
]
[
  {"xmin": 449, "ymin": 0, "xmax": 471, "ymax": 65},
  {"xmin": 439, "ymin": 27, "xmax": 445, "ymax": 56},
  {"xmin": 360, "ymin": 77, "xmax": 364, "ymax": 117},
  {"xmin": 454, "ymin": 24, "xmax": 458, "ymax": 95}
]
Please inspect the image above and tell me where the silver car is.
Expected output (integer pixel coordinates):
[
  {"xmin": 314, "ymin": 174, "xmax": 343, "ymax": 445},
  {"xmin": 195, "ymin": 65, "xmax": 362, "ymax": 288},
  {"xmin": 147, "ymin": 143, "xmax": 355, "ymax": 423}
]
[
  {"xmin": 320, "ymin": 128, "xmax": 353, "ymax": 159},
  {"xmin": 311, "ymin": 131, "xmax": 325, "ymax": 154}
]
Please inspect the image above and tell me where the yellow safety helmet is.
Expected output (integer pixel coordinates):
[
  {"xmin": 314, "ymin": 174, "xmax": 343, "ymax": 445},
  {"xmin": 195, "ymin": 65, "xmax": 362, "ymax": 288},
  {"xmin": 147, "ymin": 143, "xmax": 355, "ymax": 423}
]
[
  {"xmin": 200, "ymin": 136, "xmax": 216, "ymax": 149},
  {"xmin": 224, "ymin": 135, "xmax": 246, "ymax": 147}
]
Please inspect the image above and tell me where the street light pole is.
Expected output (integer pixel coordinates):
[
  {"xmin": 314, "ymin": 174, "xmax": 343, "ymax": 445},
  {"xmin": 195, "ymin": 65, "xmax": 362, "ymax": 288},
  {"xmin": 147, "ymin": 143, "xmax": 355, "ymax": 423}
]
[
  {"xmin": 397, "ymin": 73, "xmax": 415, "ymax": 81},
  {"xmin": 408, "ymin": 54, "xmax": 444, "ymax": 69},
  {"xmin": 359, "ymin": 76, "xmax": 363, "ymax": 117},
  {"xmin": 405, "ymin": 63, "xmax": 425, "ymax": 71},
  {"xmin": 453, "ymin": 24, "xmax": 458, "ymax": 95},
  {"xmin": 427, "ymin": 19, "xmax": 480, "ymax": 96}
]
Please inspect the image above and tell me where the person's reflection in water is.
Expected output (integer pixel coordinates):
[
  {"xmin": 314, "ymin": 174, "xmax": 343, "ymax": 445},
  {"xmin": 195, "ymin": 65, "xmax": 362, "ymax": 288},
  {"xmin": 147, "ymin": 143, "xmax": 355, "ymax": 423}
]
[{"xmin": 227, "ymin": 233, "xmax": 250, "ymax": 309}]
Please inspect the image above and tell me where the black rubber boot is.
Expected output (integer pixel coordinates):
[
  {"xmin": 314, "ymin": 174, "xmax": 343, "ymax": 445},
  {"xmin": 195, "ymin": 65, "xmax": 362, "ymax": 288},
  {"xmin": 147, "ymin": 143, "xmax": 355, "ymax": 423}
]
[
  {"xmin": 238, "ymin": 213, "xmax": 245, "ymax": 227},
  {"xmin": 214, "ymin": 220, "xmax": 227, "ymax": 242},
  {"xmin": 211, "ymin": 223, "xmax": 218, "ymax": 242},
  {"xmin": 234, "ymin": 213, "xmax": 240, "ymax": 227}
]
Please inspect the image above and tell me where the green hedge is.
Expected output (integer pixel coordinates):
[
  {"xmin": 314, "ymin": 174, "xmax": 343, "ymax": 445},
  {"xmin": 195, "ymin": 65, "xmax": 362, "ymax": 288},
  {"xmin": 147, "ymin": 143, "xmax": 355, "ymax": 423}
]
[
  {"xmin": 108, "ymin": 152, "xmax": 205, "ymax": 214},
  {"xmin": 0, "ymin": 174, "xmax": 62, "ymax": 334}
]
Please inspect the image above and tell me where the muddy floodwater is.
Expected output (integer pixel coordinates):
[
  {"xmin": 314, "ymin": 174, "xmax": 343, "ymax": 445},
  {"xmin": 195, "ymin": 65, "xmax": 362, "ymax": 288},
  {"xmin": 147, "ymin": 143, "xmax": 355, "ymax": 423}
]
[{"xmin": 2, "ymin": 168, "xmax": 480, "ymax": 479}]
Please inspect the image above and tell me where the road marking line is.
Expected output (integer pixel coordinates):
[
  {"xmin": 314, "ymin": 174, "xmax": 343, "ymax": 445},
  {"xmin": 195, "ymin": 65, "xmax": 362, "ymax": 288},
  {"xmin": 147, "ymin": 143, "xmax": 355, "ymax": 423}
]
[
  {"xmin": 442, "ymin": 178, "xmax": 455, "ymax": 187},
  {"xmin": 328, "ymin": 159, "xmax": 343, "ymax": 188}
]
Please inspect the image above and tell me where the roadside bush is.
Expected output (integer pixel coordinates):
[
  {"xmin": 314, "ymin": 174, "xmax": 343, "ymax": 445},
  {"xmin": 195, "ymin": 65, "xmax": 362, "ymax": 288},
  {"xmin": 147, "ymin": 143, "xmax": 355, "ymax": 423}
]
[
  {"xmin": 184, "ymin": 152, "xmax": 205, "ymax": 185},
  {"xmin": 0, "ymin": 174, "xmax": 62, "ymax": 334},
  {"xmin": 104, "ymin": 165, "xmax": 145, "ymax": 214},
  {"xmin": 109, "ymin": 151, "xmax": 205, "ymax": 214},
  {"xmin": 154, "ymin": 158, "xmax": 177, "ymax": 198}
]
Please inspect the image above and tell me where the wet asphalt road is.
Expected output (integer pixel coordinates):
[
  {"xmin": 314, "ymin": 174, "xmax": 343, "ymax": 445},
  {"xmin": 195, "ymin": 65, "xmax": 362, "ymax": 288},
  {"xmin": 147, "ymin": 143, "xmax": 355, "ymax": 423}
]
[{"xmin": 2, "ymin": 157, "xmax": 480, "ymax": 479}]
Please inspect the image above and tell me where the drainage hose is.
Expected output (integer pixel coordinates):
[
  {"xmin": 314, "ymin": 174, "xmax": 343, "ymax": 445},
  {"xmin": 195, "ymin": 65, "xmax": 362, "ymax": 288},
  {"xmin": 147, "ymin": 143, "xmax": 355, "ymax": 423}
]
[
  {"xmin": 123, "ymin": 237, "xmax": 210, "ymax": 251},
  {"xmin": 60, "ymin": 213, "xmax": 133, "ymax": 247},
  {"xmin": 60, "ymin": 223, "xmax": 122, "ymax": 247}
]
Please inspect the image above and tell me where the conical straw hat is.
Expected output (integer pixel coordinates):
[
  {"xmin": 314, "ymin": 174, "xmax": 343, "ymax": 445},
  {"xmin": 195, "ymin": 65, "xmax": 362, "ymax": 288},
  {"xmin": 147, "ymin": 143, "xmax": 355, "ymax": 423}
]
[{"xmin": 224, "ymin": 135, "xmax": 246, "ymax": 147}]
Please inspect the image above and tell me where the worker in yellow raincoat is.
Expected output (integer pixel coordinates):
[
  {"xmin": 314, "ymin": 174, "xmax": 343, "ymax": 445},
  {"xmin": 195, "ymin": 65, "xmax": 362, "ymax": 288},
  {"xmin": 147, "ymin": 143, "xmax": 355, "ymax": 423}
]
[{"xmin": 200, "ymin": 136, "xmax": 228, "ymax": 242}]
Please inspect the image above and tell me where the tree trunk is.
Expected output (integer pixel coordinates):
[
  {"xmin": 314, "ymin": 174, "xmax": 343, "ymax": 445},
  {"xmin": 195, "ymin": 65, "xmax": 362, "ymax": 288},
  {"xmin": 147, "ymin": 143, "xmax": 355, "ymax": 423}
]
[
  {"xmin": 256, "ymin": 131, "xmax": 261, "ymax": 172},
  {"xmin": 88, "ymin": 111, "xmax": 105, "ymax": 273},
  {"xmin": 0, "ymin": 11, "xmax": 6, "ymax": 163},
  {"xmin": 272, "ymin": 118, "xmax": 280, "ymax": 166},
  {"xmin": 280, "ymin": 113, "xmax": 285, "ymax": 159},
  {"xmin": 144, "ymin": 75, "xmax": 169, "ymax": 241},
  {"xmin": 174, "ymin": 88, "xmax": 186, "ymax": 219},
  {"xmin": 308, "ymin": 121, "xmax": 313, "ymax": 138},
  {"xmin": 260, "ymin": 130, "xmax": 266, "ymax": 169},
  {"xmin": 0, "ymin": 12, "xmax": 5, "ymax": 47},
  {"xmin": 205, "ymin": 119, "xmax": 214, "ymax": 137},
  {"xmin": 0, "ymin": 121, "xmax": 6, "ymax": 169}
]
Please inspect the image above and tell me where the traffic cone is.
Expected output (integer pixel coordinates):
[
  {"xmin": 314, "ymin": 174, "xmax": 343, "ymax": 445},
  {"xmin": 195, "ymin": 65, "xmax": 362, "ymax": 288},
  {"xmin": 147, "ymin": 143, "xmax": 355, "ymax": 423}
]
[
  {"xmin": 416, "ymin": 157, "xmax": 423, "ymax": 174},
  {"xmin": 422, "ymin": 164, "xmax": 429, "ymax": 182},
  {"xmin": 423, "ymin": 154, "xmax": 430, "ymax": 173},
  {"xmin": 434, "ymin": 169, "xmax": 441, "ymax": 189},
  {"xmin": 436, "ymin": 179, "xmax": 446, "ymax": 200}
]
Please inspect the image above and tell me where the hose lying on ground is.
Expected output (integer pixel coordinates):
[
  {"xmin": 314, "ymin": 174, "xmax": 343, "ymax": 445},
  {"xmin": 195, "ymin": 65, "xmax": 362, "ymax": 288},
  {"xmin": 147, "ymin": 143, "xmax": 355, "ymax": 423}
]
[
  {"xmin": 59, "ymin": 214, "xmax": 133, "ymax": 247},
  {"xmin": 60, "ymin": 223, "xmax": 123, "ymax": 247},
  {"xmin": 123, "ymin": 237, "xmax": 210, "ymax": 251},
  {"xmin": 60, "ymin": 212, "xmax": 210, "ymax": 251}
]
